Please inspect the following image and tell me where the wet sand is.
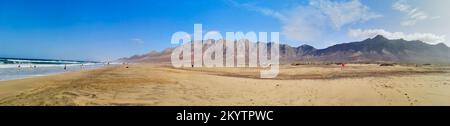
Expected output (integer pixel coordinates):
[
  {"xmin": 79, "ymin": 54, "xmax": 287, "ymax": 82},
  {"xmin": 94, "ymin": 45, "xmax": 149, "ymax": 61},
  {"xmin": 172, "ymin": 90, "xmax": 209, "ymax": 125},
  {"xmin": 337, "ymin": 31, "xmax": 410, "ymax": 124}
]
[{"xmin": 0, "ymin": 64, "xmax": 449, "ymax": 106}]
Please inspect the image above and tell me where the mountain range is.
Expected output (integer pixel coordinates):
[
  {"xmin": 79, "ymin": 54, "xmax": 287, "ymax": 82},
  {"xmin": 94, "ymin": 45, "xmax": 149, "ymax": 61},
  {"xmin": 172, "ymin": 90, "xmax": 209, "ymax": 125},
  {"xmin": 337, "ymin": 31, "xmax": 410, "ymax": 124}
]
[{"xmin": 118, "ymin": 35, "xmax": 450, "ymax": 64}]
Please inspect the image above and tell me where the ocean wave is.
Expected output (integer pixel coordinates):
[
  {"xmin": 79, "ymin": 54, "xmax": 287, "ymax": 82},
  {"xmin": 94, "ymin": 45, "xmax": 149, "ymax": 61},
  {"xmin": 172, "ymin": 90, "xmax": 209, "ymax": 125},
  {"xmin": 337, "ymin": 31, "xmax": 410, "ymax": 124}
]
[
  {"xmin": 0, "ymin": 63, "xmax": 103, "ymax": 69},
  {"xmin": 0, "ymin": 58, "xmax": 97, "ymax": 65}
]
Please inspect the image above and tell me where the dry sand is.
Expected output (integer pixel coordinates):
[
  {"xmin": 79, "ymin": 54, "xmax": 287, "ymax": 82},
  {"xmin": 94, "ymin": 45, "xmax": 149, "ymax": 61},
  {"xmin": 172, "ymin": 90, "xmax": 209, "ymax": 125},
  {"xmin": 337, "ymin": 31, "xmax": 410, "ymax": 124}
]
[{"xmin": 0, "ymin": 64, "xmax": 449, "ymax": 106}]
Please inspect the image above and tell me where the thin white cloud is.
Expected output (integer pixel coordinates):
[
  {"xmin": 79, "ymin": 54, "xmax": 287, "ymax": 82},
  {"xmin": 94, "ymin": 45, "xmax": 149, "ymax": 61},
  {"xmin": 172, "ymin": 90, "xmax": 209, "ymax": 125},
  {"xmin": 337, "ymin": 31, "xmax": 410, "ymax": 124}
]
[
  {"xmin": 228, "ymin": 0, "xmax": 381, "ymax": 43},
  {"xmin": 310, "ymin": 0, "xmax": 382, "ymax": 29},
  {"xmin": 348, "ymin": 29, "xmax": 446, "ymax": 44},
  {"xmin": 225, "ymin": 0, "xmax": 287, "ymax": 21},
  {"xmin": 392, "ymin": 0, "xmax": 439, "ymax": 26},
  {"xmin": 282, "ymin": 6, "xmax": 327, "ymax": 42},
  {"xmin": 131, "ymin": 38, "xmax": 145, "ymax": 44}
]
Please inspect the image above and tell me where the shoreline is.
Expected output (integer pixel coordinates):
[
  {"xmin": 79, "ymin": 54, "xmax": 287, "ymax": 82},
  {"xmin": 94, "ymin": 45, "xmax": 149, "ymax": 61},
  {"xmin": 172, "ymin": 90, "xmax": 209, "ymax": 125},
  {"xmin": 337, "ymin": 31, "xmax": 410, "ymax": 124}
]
[
  {"xmin": 0, "ymin": 64, "xmax": 108, "ymax": 82},
  {"xmin": 0, "ymin": 65, "xmax": 115, "ymax": 101}
]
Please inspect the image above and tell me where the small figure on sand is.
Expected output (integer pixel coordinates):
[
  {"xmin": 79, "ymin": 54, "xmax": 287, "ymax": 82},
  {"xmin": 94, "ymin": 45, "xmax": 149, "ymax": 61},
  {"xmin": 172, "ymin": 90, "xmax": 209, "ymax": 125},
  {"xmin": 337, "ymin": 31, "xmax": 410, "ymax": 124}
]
[
  {"xmin": 64, "ymin": 64, "xmax": 67, "ymax": 71},
  {"xmin": 341, "ymin": 63, "xmax": 346, "ymax": 70}
]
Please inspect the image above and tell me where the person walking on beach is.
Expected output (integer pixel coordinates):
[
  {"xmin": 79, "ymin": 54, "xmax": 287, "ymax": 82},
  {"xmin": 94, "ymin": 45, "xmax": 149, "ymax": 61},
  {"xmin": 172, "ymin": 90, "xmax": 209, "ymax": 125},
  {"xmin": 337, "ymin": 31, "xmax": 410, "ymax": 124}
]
[
  {"xmin": 64, "ymin": 64, "xmax": 67, "ymax": 71},
  {"xmin": 341, "ymin": 63, "xmax": 346, "ymax": 70}
]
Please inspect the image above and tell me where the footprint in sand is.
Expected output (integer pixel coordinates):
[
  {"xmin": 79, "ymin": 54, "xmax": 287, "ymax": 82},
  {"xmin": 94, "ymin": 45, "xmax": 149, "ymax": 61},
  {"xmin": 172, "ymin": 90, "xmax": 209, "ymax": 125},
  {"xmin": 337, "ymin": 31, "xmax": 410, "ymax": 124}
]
[
  {"xmin": 394, "ymin": 88, "xmax": 417, "ymax": 105},
  {"xmin": 303, "ymin": 88, "xmax": 318, "ymax": 105},
  {"xmin": 369, "ymin": 79, "xmax": 393, "ymax": 105}
]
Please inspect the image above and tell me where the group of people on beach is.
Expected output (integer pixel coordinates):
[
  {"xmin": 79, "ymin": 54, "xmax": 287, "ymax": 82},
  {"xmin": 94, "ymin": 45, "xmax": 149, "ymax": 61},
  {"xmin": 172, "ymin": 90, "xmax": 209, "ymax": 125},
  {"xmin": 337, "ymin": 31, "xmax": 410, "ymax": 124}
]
[
  {"xmin": 16, "ymin": 64, "xmax": 36, "ymax": 71},
  {"xmin": 16, "ymin": 64, "xmax": 86, "ymax": 71}
]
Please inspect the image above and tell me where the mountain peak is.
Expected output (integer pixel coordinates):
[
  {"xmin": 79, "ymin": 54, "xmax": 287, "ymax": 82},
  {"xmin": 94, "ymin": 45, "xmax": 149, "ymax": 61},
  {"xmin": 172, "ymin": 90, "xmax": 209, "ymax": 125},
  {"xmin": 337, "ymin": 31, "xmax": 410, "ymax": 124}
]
[
  {"xmin": 299, "ymin": 44, "xmax": 314, "ymax": 48},
  {"xmin": 372, "ymin": 35, "xmax": 388, "ymax": 41},
  {"xmin": 435, "ymin": 43, "xmax": 448, "ymax": 48},
  {"xmin": 297, "ymin": 44, "xmax": 316, "ymax": 51}
]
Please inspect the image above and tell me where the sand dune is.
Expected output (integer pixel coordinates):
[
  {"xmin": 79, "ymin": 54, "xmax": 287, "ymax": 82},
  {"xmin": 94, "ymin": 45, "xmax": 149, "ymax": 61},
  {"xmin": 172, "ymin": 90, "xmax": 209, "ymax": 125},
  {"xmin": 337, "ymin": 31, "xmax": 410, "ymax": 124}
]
[{"xmin": 0, "ymin": 64, "xmax": 449, "ymax": 106}]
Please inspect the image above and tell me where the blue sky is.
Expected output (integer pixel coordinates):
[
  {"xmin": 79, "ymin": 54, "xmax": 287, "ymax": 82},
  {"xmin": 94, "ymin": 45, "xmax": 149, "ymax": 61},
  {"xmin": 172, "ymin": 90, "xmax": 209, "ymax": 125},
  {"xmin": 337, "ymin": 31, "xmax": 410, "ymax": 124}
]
[{"xmin": 0, "ymin": 0, "xmax": 448, "ymax": 61}]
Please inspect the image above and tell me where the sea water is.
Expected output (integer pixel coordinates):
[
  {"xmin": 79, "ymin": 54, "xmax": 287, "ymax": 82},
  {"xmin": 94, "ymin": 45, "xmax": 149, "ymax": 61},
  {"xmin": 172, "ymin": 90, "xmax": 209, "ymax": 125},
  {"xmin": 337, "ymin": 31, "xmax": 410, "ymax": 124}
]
[{"xmin": 0, "ymin": 57, "xmax": 105, "ymax": 81}]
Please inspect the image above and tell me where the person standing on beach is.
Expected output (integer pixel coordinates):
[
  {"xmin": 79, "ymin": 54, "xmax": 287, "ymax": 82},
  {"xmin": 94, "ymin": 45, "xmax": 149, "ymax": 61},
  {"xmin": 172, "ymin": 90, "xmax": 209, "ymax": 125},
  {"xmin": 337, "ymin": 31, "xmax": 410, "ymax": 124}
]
[
  {"xmin": 125, "ymin": 62, "xmax": 129, "ymax": 68},
  {"xmin": 64, "ymin": 64, "xmax": 67, "ymax": 71}
]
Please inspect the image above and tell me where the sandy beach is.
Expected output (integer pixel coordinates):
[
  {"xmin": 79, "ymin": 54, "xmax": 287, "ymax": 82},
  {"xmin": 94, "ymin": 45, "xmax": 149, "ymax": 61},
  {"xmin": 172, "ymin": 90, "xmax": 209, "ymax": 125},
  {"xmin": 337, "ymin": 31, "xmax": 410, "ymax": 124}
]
[{"xmin": 0, "ymin": 64, "xmax": 449, "ymax": 106}]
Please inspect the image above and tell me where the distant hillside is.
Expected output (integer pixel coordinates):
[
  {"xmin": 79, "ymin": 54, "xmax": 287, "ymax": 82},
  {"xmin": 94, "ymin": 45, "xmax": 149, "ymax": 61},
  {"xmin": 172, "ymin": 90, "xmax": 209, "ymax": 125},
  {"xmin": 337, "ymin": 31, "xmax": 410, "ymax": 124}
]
[
  {"xmin": 117, "ymin": 48, "xmax": 174, "ymax": 63},
  {"xmin": 118, "ymin": 35, "xmax": 450, "ymax": 64},
  {"xmin": 309, "ymin": 35, "xmax": 450, "ymax": 64}
]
